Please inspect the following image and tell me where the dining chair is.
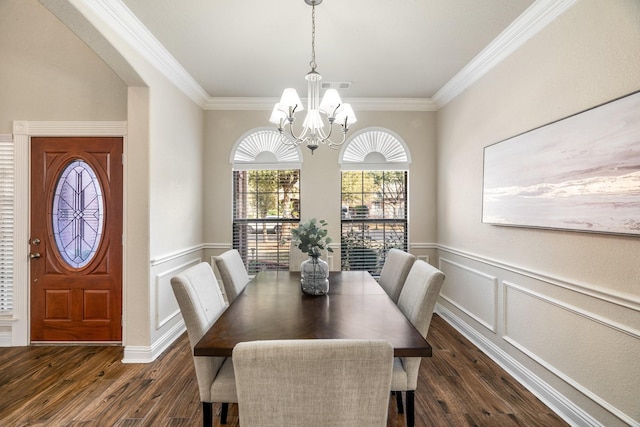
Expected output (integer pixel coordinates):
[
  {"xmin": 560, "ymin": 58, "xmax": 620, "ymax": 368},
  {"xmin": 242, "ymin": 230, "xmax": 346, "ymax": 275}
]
[
  {"xmin": 378, "ymin": 248, "xmax": 416, "ymax": 303},
  {"xmin": 214, "ymin": 249, "xmax": 250, "ymax": 303},
  {"xmin": 170, "ymin": 262, "xmax": 237, "ymax": 427},
  {"xmin": 392, "ymin": 260, "xmax": 445, "ymax": 427},
  {"xmin": 233, "ymin": 339, "xmax": 394, "ymax": 427}
]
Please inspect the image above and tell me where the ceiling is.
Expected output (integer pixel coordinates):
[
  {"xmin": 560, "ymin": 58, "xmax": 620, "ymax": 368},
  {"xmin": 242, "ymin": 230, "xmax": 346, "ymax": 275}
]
[{"xmin": 119, "ymin": 0, "xmax": 536, "ymax": 104}]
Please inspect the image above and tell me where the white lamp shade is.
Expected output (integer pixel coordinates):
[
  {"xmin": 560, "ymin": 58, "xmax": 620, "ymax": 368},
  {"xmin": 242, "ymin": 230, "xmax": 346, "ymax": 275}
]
[
  {"xmin": 269, "ymin": 104, "xmax": 288, "ymax": 124},
  {"xmin": 335, "ymin": 103, "xmax": 357, "ymax": 125},
  {"xmin": 319, "ymin": 89, "xmax": 342, "ymax": 116},
  {"xmin": 279, "ymin": 88, "xmax": 303, "ymax": 111}
]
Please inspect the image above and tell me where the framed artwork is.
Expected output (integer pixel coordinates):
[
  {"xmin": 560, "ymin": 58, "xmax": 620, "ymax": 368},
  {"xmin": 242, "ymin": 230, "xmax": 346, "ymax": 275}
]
[{"xmin": 482, "ymin": 90, "xmax": 640, "ymax": 236}]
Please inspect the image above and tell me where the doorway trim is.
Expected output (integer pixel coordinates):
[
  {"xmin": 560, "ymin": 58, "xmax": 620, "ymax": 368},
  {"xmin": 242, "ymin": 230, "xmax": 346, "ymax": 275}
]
[{"xmin": 12, "ymin": 121, "xmax": 127, "ymax": 346}]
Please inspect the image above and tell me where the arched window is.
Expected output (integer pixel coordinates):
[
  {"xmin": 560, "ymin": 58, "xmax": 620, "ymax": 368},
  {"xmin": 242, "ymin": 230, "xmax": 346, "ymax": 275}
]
[
  {"xmin": 230, "ymin": 129, "xmax": 302, "ymax": 274},
  {"xmin": 339, "ymin": 128, "xmax": 411, "ymax": 170},
  {"xmin": 338, "ymin": 128, "xmax": 411, "ymax": 276},
  {"xmin": 231, "ymin": 128, "xmax": 302, "ymax": 170}
]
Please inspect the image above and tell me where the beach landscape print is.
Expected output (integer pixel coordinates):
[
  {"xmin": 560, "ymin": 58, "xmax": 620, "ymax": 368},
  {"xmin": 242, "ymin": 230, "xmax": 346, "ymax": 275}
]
[{"xmin": 482, "ymin": 91, "xmax": 640, "ymax": 236}]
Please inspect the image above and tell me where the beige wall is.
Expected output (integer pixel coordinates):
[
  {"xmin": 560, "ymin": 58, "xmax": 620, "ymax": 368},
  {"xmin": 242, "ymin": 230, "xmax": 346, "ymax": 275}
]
[
  {"xmin": 2, "ymin": 0, "xmax": 206, "ymax": 358},
  {"xmin": 58, "ymin": 0, "xmax": 207, "ymax": 352},
  {"xmin": 0, "ymin": 0, "xmax": 127, "ymax": 132},
  {"xmin": 203, "ymin": 109, "xmax": 437, "ymax": 264},
  {"xmin": 436, "ymin": 1, "xmax": 640, "ymax": 425}
]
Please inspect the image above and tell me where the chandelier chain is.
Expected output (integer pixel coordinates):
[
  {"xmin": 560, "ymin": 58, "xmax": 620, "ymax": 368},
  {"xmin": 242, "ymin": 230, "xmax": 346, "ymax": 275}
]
[{"xmin": 310, "ymin": 1, "xmax": 316, "ymax": 71}]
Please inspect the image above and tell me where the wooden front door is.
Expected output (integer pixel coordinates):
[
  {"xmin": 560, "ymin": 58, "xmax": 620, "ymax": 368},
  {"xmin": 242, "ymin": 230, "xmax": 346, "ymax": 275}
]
[{"xmin": 30, "ymin": 137, "xmax": 123, "ymax": 342}]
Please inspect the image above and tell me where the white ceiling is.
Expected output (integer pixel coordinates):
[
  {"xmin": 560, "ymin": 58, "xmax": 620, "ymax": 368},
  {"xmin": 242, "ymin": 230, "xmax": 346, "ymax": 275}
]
[{"xmin": 119, "ymin": 0, "xmax": 537, "ymax": 104}]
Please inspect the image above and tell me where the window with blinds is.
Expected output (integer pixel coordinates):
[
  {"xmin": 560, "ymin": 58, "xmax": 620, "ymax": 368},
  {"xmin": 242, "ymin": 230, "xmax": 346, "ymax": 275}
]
[
  {"xmin": 0, "ymin": 135, "xmax": 14, "ymax": 314},
  {"xmin": 233, "ymin": 170, "xmax": 300, "ymax": 275},
  {"xmin": 341, "ymin": 171, "xmax": 407, "ymax": 277}
]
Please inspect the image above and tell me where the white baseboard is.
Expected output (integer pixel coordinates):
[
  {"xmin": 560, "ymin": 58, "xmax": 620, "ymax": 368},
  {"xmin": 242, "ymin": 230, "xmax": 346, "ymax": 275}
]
[
  {"xmin": 435, "ymin": 304, "xmax": 602, "ymax": 427},
  {"xmin": 122, "ymin": 320, "xmax": 186, "ymax": 363}
]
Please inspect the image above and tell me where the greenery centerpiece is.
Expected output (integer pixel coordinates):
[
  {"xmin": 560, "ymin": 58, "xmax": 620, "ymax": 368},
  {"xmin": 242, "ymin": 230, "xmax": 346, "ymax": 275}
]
[
  {"xmin": 291, "ymin": 218, "xmax": 333, "ymax": 296},
  {"xmin": 291, "ymin": 218, "xmax": 334, "ymax": 257}
]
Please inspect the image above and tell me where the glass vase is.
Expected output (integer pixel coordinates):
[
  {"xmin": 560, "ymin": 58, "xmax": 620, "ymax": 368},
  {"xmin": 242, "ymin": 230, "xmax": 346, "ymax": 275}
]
[{"xmin": 300, "ymin": 255, "xmax": 329, "ymax": 296}]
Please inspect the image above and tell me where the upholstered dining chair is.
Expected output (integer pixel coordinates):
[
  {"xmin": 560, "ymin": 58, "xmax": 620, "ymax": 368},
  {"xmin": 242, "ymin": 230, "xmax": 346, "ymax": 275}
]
[
  {"xmin": 170, "ymin": 262, "xmax": 237, "ymax": 427},
  {"xmin": 392, "ymin": 260, "xmax": 445, "ymax": 427},
  {"xmin": 233, "ymin": 339, "xmax": 394, "ymax": 427},
  {"xmin": 214, "ymin": 249, "xmax": 250, "ymax": 303},
  {"xmin": 378, "ymin": 248, "xmax": 416, "ymax": 303}
]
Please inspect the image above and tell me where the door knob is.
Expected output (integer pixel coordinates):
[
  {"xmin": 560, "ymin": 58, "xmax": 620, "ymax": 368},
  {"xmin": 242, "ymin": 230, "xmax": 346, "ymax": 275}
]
[{"xmin": 29, "ymin": 252, "xmax": 41, "ymax": 260}]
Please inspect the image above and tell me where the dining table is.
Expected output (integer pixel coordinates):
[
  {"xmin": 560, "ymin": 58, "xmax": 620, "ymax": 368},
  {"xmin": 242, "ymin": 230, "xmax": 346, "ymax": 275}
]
[{"xmin": 194, "ymin": 270, "xmax": 432, "ymax": 358}]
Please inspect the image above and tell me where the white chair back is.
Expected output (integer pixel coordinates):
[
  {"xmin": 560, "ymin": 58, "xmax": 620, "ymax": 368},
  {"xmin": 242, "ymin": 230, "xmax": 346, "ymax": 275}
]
[
  {"xmin": 214, "ymin": 249, "xmax": 250, "ymax": 303},
  {"xmin": 378, "ymin": 248, "xmax": 415, "ymax": 303},
  {"xmin": 233, "ymin": 339, "xmax": 394, "ymax": 427},
  {"xmin": 397, "ymin": 259, "xmax": 445, "ymax": 389},
  {"xmin": 170, "ymin": 262, "xmax": 236, "ymax": 407}
]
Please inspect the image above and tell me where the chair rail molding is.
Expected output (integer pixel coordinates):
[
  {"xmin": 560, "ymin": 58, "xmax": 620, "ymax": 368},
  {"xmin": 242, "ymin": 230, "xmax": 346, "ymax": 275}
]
[{"xmin": 436, "ymin": 244, "xmax": 640, "ymax": 312}]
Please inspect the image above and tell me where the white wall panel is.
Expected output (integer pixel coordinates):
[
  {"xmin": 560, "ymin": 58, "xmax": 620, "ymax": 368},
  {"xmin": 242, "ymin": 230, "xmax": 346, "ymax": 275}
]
[
  {"xmin": 439, "ymin": 257, "xmax": 498, "ymax": 332},
  {"xmin": 154, "ymin": 258, "xmax": 201, "ymax": 329},
  {"xmin": 504, "ymin": 283, "xmax": 640, "ymax": 425}
]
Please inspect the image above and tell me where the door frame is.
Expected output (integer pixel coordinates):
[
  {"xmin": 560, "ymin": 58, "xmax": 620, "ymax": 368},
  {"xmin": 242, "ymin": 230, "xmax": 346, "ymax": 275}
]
[{"xmin": 12, "ymin": 121, "xmax": 127, "ymax": 346}]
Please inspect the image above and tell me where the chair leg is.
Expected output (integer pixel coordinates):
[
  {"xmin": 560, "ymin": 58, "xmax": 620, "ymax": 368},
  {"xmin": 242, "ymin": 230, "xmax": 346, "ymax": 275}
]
[
  {"xmin": 202, "ymin": 402, "xmax": 213, "ymax": 427},
  {"xmin": 396, "ymin": 390, "xmax": 404, "ymax": 414},
  {"xmin": 406, "ymin": 391, "xmax": 415, "ymax": 427},
  {"xmin": 221, "ymin": 402, "xmax": 229, "ymax": 424}
]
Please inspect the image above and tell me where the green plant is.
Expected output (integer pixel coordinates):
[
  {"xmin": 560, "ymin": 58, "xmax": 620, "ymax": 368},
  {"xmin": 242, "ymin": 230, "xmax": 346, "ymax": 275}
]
[{"xmin": 290, "ymin": 218, "xmax": 334, "ymax": 257}]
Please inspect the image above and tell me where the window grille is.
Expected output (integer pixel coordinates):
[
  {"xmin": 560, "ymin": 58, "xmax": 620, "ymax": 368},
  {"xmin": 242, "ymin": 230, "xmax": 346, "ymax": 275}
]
[
  {"xmin": 232, "ymin": 170, "xmax": 300, "ymax": 275},
  {"xmin": 341, "ymin": 171, "xmax": 408, "ymax": 277},
  {"xmin": 0, "ymin": 135, "xmax": 14, "ymax": 314}
]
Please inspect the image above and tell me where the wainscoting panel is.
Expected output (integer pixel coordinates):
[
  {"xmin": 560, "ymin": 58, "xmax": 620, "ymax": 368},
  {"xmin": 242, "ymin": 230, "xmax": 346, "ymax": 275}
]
[
  {"xmin": 504, "ymin": 282, "xmax": 640, "ymax": 425},
  {"xmin": 436, "ymin": 246, "xmax": 640, "ymax": 427},
  {"xmin": 124, "ymin": 249, "xmax": 204, "ymax": 364},
  {"xmin": 155, "ymin": 258, "xmax": 201, "ymax": 329},
  {"xmin": 439, "ymin": 257, "xmax": 498, "ymax": 332}
]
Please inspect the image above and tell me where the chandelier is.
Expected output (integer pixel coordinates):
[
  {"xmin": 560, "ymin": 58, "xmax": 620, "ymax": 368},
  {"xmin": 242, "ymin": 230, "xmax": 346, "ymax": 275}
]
[{"xmin": 269, "ymin": 0, "xmax": 357, "ymax": 154}]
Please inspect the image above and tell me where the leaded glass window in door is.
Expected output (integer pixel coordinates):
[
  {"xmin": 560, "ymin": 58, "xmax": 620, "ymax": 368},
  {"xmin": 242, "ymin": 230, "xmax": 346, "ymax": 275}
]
[{"xmin": 51, "ymin": 160, "xmax": 104, "ymax": 269}]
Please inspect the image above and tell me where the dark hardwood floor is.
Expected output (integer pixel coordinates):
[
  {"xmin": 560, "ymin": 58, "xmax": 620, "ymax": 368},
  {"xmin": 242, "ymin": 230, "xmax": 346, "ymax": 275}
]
[{"xmin": 0, "ymin": 315, "xmax": 568, "ymax": 426}]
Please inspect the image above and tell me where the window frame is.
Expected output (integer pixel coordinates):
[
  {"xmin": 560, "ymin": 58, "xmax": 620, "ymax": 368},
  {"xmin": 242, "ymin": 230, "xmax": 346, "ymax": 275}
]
[
  {"xmin": 340, "ymin": 170, "xmax": 408, "ymax": 276},
  {"xmin": 338, "ymin": 128, "xmax": 411, "ymax": 276}
]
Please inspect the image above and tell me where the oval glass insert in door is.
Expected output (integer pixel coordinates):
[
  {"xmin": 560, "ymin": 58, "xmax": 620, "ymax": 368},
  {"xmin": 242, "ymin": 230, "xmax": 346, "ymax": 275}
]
[{"xmin": 51, "ymin": 160, "xmax": 105, "ymax": 269}]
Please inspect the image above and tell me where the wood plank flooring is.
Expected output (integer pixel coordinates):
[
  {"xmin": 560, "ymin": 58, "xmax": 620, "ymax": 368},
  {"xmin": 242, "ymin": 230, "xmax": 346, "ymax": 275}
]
[{"xmin": 0, "ymin": 315, "xmax": 569, "ymax": 426}]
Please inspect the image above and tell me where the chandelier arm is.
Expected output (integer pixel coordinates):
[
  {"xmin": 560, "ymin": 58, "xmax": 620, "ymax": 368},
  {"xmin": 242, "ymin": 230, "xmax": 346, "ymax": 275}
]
[
  {"xmin": 281, "ymin": 120, "xmax": 310, "ymax": 146},
  {"xmin": 318, "ymin": 121, "xmax": 333, "ymax": 142},
  {"xmin": 278, "ymin": 131, "xmax": 298, "ymax": 147},
  {"xmin": 324, "ymin": 131, "xmax": 348, "ymax": 148}
]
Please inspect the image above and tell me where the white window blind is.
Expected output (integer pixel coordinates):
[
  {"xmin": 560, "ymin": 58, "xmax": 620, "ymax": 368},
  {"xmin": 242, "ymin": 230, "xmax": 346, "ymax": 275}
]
[
  {"xmin": 232, "ymin": 170, "xmax": 300, "ymax": 275},
  {"xmin": 0, "ymin": 135, "xmax": 14, "ymax": 314},
  {"xmin": 341, "ymin": 171, "xmax": 408, "ymax": 277}
]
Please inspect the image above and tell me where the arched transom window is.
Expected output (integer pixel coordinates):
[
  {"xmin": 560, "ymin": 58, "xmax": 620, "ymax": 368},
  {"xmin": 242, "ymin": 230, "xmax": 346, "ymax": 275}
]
[
  {"xmin": 339, "ymin": 128, "xmax": 411, "ymax": 170},
  {"xmin": 231, "ymin": 128, "xmax": 302, "ymax": 170}
]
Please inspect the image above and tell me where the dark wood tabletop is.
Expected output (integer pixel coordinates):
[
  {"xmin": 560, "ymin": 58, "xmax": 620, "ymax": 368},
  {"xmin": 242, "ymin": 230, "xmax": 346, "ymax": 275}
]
[{"xmin": 194, "ymin": 270, "xmax": 432, "ymax": 358}]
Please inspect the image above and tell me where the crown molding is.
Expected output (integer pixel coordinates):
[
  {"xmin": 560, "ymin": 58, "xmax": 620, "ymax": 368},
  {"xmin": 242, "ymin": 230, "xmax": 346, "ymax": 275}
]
[
  {"xmin": 84, "ymin": 0, "xmax": 209, "ymax": 107},
  {"xmin": 433, "ymin": 0, "xmax": 578, "ymax": 109},
  {"xmin": 203, "ymin": 97, "xmax": 437, "ymax": 112},
  {"xmin": 94, "ymin": 0, "xmax": 575, "ymax": 112}
]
